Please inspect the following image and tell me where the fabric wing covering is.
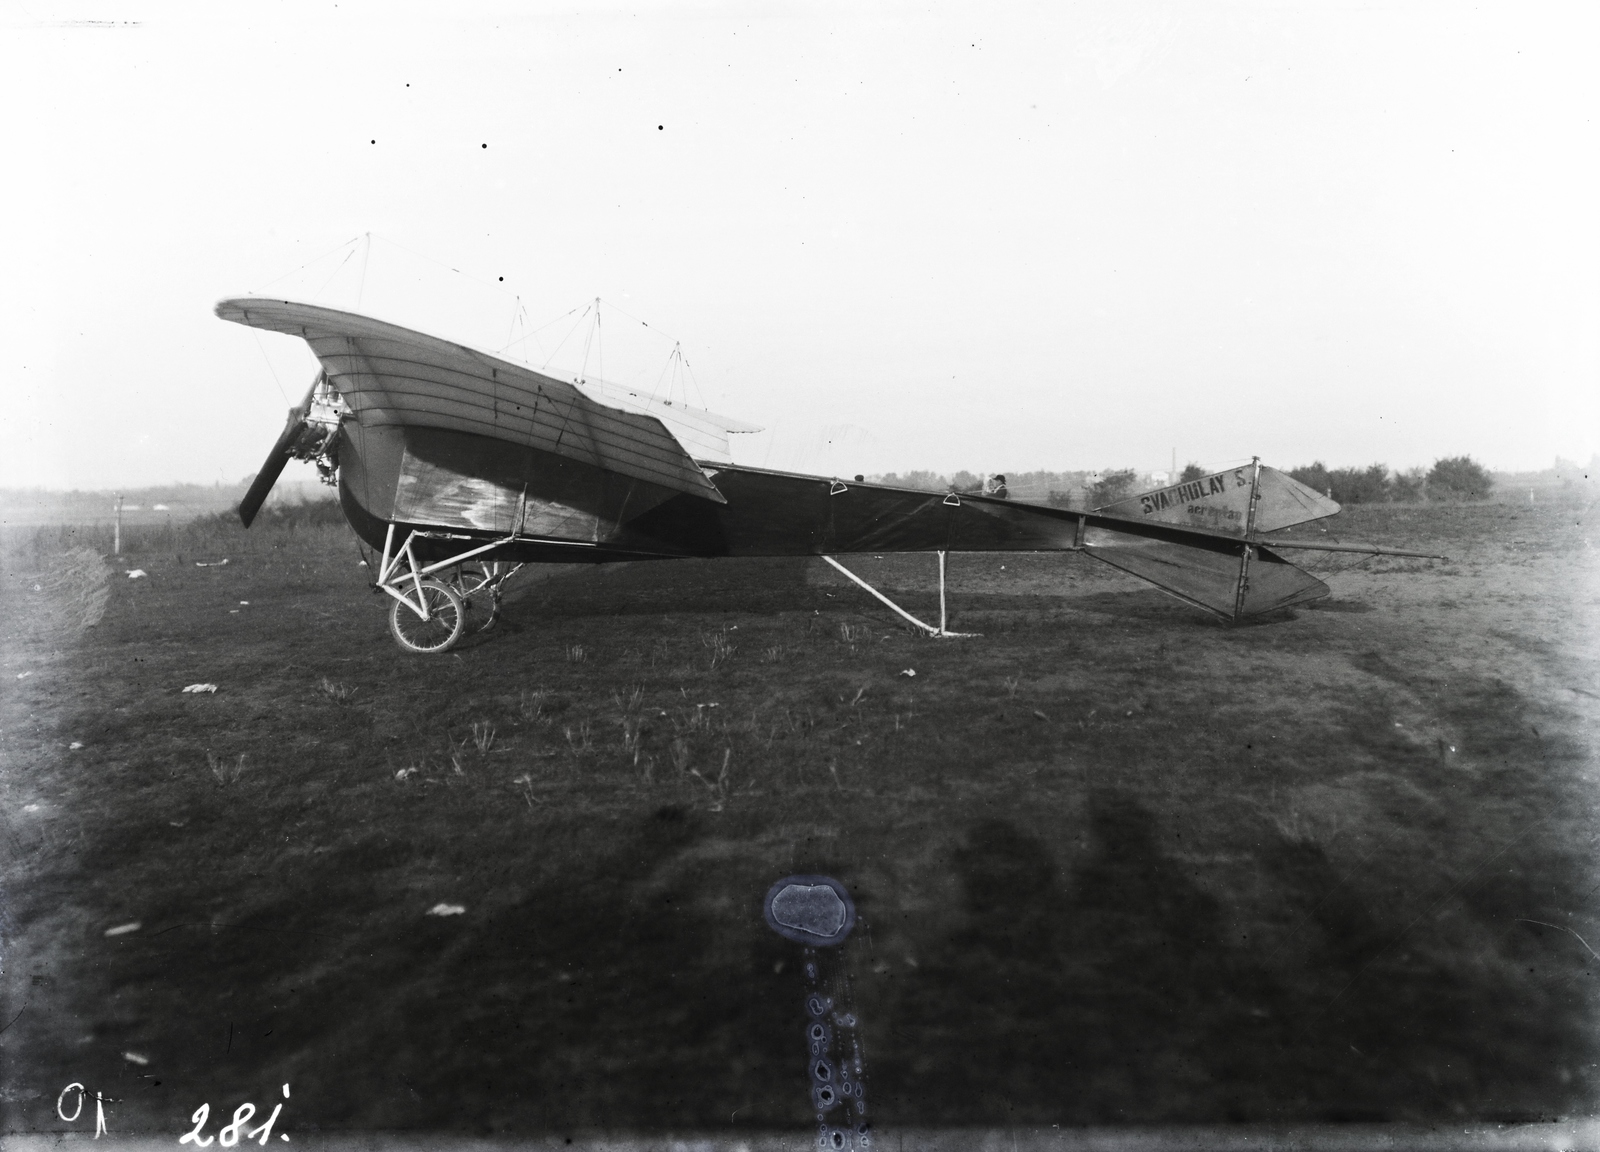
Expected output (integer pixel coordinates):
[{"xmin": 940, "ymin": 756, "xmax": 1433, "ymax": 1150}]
[
  {"xmin": 216, "ymin": 298, "xmax": 725, "ymax": 504},
  {"xmin": 1095, "ymin": 466, "xmax": 1339, "ymax": 536},
  {"xmin": 579, "ymin": 378, "xmax": 762, "ymax": 464},
  {"xmin": 1082, "ymin": 527, "xmax": 1329, "ymax": 618}
]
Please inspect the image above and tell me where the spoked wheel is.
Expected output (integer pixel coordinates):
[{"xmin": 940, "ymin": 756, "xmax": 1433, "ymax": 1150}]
[
  {"xmin": 388, "ymin": 579, "xmax": 466, "ymax": 654},
  {"xmin": 450, "ymin": 562, "xmax": 506, "ymax": 633}
]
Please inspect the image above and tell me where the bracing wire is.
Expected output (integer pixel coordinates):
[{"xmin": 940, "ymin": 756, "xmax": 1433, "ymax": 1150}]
[
  {"xmin": 591, "ymin": 298, "xmax": 699, "ymax": 391},
  {"xmin": 647, "ymin": 342, "xmax": 698, "ymax": 407},
  {"xmin": 541, "ymin": 303, "xmax": 593, "ymax": 374},
  {"xmin": 498, "ymin": 305, "xmax": 582, "ymax": 358},
  {"xmin": 251, "ymin": 330, "xmax": 292, "ymax": 407},
  {"xmin": 678, "ymin": 350, "xmax": 709, "ymax": 409},
  {"xmin": 1191, "ymin": 457, "xmax": 1256, "ymax": 474},
  {"xmin": 651, "ymin": 344, "xmax": 678, "ymax": 404},
  {"xmin": 578, "ymin": 299, "xmax": 601, "ymax": 382},
  {"xmin": 253, "ymin": 236, "xmax": 615, "ymax": 371},
  {"xmin": 355, "ymin": 232, "xmax": 372, "ymax": 311},
  {"xmin": 257, "ymin": 234, "xmax": 363, "ymax": 291},
  {"xmin": 375, "ymin": 234, "xmax": 524, "ymax": 306},
  {"xmin": 597, "ymin": 298, "xmax": 661, "ymax": 332},
  {"xmin": 312, "ymin": 247, "xmax": 360, "ymax": 301},
  {"xmin": 504, "ymin": 297, "xmax": 528, "ymax": 360},
  {"xmin": 329, "ymin": 232, "xmax": 529, "ymax": 346},
  {"xmin": 506, "ymin": 294, "xmax": 703, "ymax": 396}
]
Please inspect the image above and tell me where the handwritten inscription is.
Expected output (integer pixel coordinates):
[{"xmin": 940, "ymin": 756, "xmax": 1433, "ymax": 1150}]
[
  {"xmin": 180, "ymin": 1083, "xmax": 291, "ymax": 1145},
  {"xmin": 56, "ymin": 1082, "xmax": 108, "ymax": 1137},
  {"xmin": 57, "ymin": 1082, "xmax": 87, "ymax": 1122},
  {"xmin": 55, "ymin": 1080, "xmax": 290, "ymax": 1142}
]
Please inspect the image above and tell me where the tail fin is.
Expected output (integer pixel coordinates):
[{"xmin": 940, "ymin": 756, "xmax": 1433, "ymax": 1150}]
[{"xmin": 1095, "ymin": 465, "xmax": 1339, "ymax": 536}]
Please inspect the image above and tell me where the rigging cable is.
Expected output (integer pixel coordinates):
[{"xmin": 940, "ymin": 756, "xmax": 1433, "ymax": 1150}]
[
  {"xmin": 250, "ymin": 330, "xmax": 291, "ymax": 407},
  {"xmin": 376, "ymin": 234, "xmax": 524, "ymax": 305},
  {"xmin": 504, "ymin": 297, "xmax": 528, "ymax": 360},
  {"xmin": 651, "ymin": 344, "xmax": 679, "ymax": 405},
  {"xmin": 595, "ymin": 298, "xmax": 701, "ymax": 400},
  {"xmin": 355, "ymin": 232, "xmax": 372, "ymax": 311},
  {"xmin": 312, "ymin": 246, "xmax": 360, "ymax": 301},
  {"xmin": 543, "ymin": 301, "xmax": 593, "ymax": 375},
  {"xmin": 497, "ymin": 304, "xmax": 579, "ymax": 359},
  {"xmin": 577, "ymin": 297, "xmax": 603, "ymax": 383},
  {"xmin": 256, "ymin": 235, "xmax": 363, "ymax": 292},
  {"xmin": 678, "ymin": 349, "xmax": 709, "ymax": 409}
]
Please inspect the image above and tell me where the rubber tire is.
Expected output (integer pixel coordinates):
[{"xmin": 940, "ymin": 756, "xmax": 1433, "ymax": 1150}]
[{"xmin": 388, "ymin": 579, "xmax": 467, "ymax": 654}]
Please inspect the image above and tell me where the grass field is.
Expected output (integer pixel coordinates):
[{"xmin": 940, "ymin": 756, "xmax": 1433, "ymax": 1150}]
[{"xmin": 1, "ymin": 497, "xmax": 1596, "ymax": 1139}]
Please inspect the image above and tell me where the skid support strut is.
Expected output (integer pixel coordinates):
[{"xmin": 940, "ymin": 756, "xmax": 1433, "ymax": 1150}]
[{"xmin": 821, "ymin": 551, "xmax": 977, "ymax": 638}]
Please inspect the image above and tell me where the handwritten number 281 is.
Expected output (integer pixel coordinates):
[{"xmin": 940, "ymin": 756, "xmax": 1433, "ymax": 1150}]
[{"xmin": 180, "ymin": 1084, "xmax": 288, "ymax": 1146}]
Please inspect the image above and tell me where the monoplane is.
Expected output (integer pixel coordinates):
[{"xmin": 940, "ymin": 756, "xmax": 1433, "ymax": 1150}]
[{"xmin": 219, "ymin": 298, "xmax": 1439, "ymax": 653}]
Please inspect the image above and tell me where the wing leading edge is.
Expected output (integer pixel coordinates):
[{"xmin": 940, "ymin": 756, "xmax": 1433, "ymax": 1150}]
[{"xmin": 216, "ymin": 298, "xmax": 726, "ymax": 505}]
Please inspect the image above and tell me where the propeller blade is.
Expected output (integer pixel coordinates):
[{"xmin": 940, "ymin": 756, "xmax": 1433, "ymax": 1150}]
[{"xmin": 238, "ymin": 376, "xmax": 322, "ymax": 528}]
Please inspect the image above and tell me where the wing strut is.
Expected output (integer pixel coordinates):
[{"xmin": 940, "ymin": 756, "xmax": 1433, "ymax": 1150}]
[
  {"xmin": 821, "ymin": 552, "xmax": 977, "ymax": 638},
  {"xmin": 1230, "ymin": 457, "xmax": 1264, "ymax": 619}
]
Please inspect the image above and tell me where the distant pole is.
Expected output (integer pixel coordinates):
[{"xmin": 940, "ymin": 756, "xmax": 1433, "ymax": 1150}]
[
  {"xmin": 1171, "ymin": 447, "xmax": 1176, "ymax": 476},
  {"xmin": 113, "ymin": 494, "xmax": 123, "ymax": 555}
]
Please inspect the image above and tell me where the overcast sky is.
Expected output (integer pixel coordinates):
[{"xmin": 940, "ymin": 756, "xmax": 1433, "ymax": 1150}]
[{"xmin": 2, "ymin": 0, "xmax": 1594, "ymax": 491}]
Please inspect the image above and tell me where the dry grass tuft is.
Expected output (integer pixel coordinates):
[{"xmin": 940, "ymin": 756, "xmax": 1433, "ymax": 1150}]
[
  {"xmin": 205, "ymin": 750, "xmax": 246, "ymax": 786},
  {"xmin": 320, "ymin": 677, "xmax": 358, "ymax": 702},
  {"xmin": 700, "ymin": 628, "xmax": 736, "ymax": 670}
]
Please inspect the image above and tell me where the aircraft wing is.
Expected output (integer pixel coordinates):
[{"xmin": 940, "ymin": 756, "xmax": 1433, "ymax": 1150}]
[
  {"xmin": 216, "ymin": 298, "xmax": 726, "ymax": 504},
  {"xmin": 577, "ymin": 378, "xmax": 761, "ymax": 463}
]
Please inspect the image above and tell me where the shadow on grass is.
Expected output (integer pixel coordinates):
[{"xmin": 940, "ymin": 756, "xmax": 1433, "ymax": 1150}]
[
  {"xmin": 1302, "ymin": 599, "xmax": 1376, "ymax": 614},
  {"xmin": 81, "ymin": 805, "xmax": 811, "ymax": 1133},
  {"xmin": 877, "ymin": 794, "xmax": 1596, "ymax": 1125},
  {"xmin": 32, "ymin": 786, "xmax": 1597, "ymax": 1134}
]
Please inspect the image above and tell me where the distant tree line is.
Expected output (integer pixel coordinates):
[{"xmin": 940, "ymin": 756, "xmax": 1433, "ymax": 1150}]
[
  {"xmin": 1288, "ymin": 456, "xmax": 1493, "ymax": 503},
  {"xmin": 870, "ymin": 455, "xmax": 1494, "ymax": 508},
  {"xmin": 873, "ymin": 469, "xmax": 1034, "ymax": 495},
  {"xmin": 871, "ymin": 470, "xmax": 971, "ymax": 493},
  {"xmin": 871, "ymin": 468, "xmax": 1141, "ymax": 507}
]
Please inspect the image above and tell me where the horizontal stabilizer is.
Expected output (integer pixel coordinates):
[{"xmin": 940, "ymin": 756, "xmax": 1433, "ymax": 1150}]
[
  {"xmin": 1083, "ymin": 527, "xmax": 1329, "ymax": 618},
  {"xmin": 1097, "ymin": 465, "xmax": 1339, "ymax": 537}
]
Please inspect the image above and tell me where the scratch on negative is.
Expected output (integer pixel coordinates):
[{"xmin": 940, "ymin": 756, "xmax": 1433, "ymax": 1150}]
[
  {"xmin": 1515, "ymin": 919, "xmax": 1600, "ymax": 962},
  {"xmin": 1326, "ymin": 802, "xmax": 1558, "ymax": 1009},
  {"xmin": 0, "ymin": 994, "xmax": 30, "ymax": 1036}
]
